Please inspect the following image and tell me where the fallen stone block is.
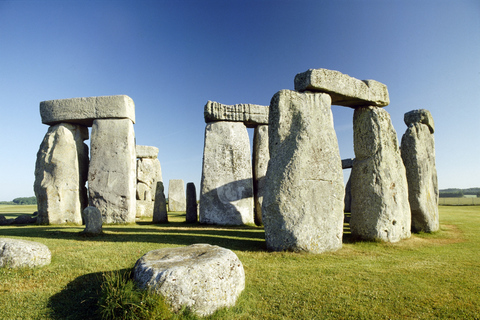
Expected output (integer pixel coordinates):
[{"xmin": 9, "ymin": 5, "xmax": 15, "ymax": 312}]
[
  {"xmin": 40, "ymin": 95, "xmax": 135, "ymax": 126},
  {"xmin": 294, "ymin": 68, "xmax": 389, "ymax": 107},
  {"xmin": 133, "ymin": 244, "xmax": 245, "ymax": 317},
  {"xmin": 204, "ymin": 101, "xmax": 269, "ymax": 127},
  {"xmin": 0, "ymin": 238, "xmax": 51, "ymax": 268}
]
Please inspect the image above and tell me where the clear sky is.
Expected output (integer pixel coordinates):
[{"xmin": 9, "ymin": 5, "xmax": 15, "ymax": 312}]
[{"xmin": 0, "ymin": 0, "xmax": 479, "ymax": 201}]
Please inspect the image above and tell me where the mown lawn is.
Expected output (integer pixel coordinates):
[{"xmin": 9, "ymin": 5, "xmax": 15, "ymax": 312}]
[{"xmin": 0, "ymin": 205, "xmax": 479, "ymax": 319}]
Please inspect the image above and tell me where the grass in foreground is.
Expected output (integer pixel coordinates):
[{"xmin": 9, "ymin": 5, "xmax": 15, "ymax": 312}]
[{"xmin": 0, "ymin": 206, "xmax": 479, "ymax": 319}]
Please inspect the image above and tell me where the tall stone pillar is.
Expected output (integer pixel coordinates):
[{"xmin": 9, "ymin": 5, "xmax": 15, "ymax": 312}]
[
  {"xmin": 252, "ymin": 124, "xmax": 269, "ymax": 226},
  {"xmin": 89, "ymin": 119, "xmax": 136, "ymax": 223},
  {"xmin": 136, "ymin": 145, "xmax": 162, "ymax": 218},
  {"xmin": 350, "ymin": 106, "xmax": 411, "ymax": 242},
  {"xmin": 200, "ymin": 121, "xmax": 254, "ymax": 225},
  {"xmin": 168, "ymin": 179, "xmax": 186, "ymax": 212},
  {"xmin": 262, "ymin": 90, "xmax": 344, "ymax": 253},
  {"xmin": 186, "ymin": 182, "xmax": 198, "ymax": 223},
  {"xmin": 34, "ymin": 123, "xmax": 89, "ymax": 225}
]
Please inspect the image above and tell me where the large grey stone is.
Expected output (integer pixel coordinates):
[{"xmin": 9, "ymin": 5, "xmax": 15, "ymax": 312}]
[
  {"xmin": 262, "ymin": 90, "xmax": 344, "ymax": 253},
  {"xmin": 252, "ymin": 125, "xmax": 269, "ymax": 226},
  {"xmin": 404, "ymin": 109, "xmax": 435, "ymax": 133},
  {"xmin": 153, "ymin": 181, "xmax": 168, "ymax": 223},
  {"xmin": 200, "ymin": 121, "xmax": 254, "ymax": 225},
  {"xmin": 401, "ymin": 111, "xmax": 439, "ymax": 233},
  {"xmin": 88, "ymin": 119, "xmax": 136, "ymax": 224},
  {"xmin": 136, "ymin": 145, "xmax": 159, "ymax": 159},
  {"xmin": 81, "ymin": 206, "xmax": 103, "ymax": 235},
  {"xmin": 344, "ymin": 172, "xmax": 352, "ymax": 213},
  {"xmin": 136, "ymin": 157, "xmax": 162, "ymax": 218},
  {"xmin": 133, "ymin": 244, "xmax": 245, "ymax": 317},
  {"xmin": 294, "ymin": 68, "xmax": 389, "ymax": 107},
  {"xmin": 186, "ymin": 182, "xmax": 198, "ymax": 223},
  {"xmin": 34, "ymin": 123, "xmax": 89, "ymax": 225},
  {"xmin": 40, "ymin": 95, "xmax": 135, "ymax": 126},
  {"xmin": 204, "ymin": 101, "xmax": 269, "ymax": 127},
  {"xmin": 0, "ymin": 238, "xmax": 51, "ymax": 268},
  {"xmin": 350, "ymin": 106, "xmax": 411, "ymax": 242},
  {"xmin": 168, "ymin": 180, "xmax": 186, "ymax": 212}
]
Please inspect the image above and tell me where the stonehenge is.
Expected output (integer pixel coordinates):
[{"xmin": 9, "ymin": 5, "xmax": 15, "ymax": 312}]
[
  {"xmin": 168, "ymin": 179, "xmax": 186, "ymax": 212},
  {"xmin": 136, "ymin": 145, "xmax": 163, "ymax": 218}
]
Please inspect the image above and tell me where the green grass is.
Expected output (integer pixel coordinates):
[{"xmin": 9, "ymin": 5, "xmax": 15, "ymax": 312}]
[{"xmin": 0, "ymin": 205, "xmax": 479, "ymax": 319}]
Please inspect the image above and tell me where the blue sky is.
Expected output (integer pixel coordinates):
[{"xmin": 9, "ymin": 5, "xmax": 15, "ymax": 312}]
[{"xmin": 0, "ymin": 0, "xmax": 479, "ymax": 201}]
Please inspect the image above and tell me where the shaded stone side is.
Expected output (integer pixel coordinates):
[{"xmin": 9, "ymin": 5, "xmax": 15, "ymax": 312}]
[
  {"xmin": 186, "ymin": 182, "xmax": 198, "ymax": 223},
  {"xmin": 200, "ymin": 121, "xmax": 254, "ymax": 225},
  {"xmin": 168, "ymin": 180, "xmax": 186, "ymax": 212},
  {"xmin": 88, "ymin": 119, "xmax": 136, "ymax": 224},
  {"xmin": 34, "ymin": 123, "xmax": 89, "ymax": 225},
  {"xmin": 262, "ymin": 90, "xmax": 344, "ymax": 253},
  {"xmin": 153, "ymin": 181, "xmax": 168, "ymax": 223},
  {"xmin": 252, "ymin": 125, "xmax": 269, "ymax": 226},
  {"xmin": 401, "ymin": 114, "xmax": 439, "ymax": 232},
  {"xmin": 204, "ymin": 101, "xmax": 269, "ymax": 127},
  {"xmin": 294, "ymin": 68, "xmax": 389, "ymax": 107},
  {"xmin": 350, "ymin": 106, "xmax": 411, "ymax": 242}
]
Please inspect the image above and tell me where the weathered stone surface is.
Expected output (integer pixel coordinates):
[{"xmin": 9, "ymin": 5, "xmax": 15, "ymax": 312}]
[
  {"xmin": 204, "ymin": 101, "xmax": 269, "ymax": 127},
  {"xmin": 168, "ymin": 180, "xmax": 186, "ymax": 212},
  {"xmin": 262, "ymin": 90, "xmax": 344, "ymax": 253},
  {"xmin": 88, "ymin": 119, "xmax": 136, "ymax": 224},
  {"xmin": 253, "ymin": 125, "xmax": 269, "ymax": 226},
  {"xmin": 14, "ymin": 215, "xmax": 37, "ymax": 225},
  {"xmin": 0, "ymin": 238, "xmax": 51, "ymax": 268},
  {"xmin": 200, "ymin": 121, "xmax": 254, "ymax": 225},
  {"xmin": 186, "ymin": 182, "xmax": 198, "ymax": 223},
  {"xmin": 404, "ymin": 109, "xmax": 435, "ymax": 133},
  {"xmin": 133, "ymin": 244, "xmax": 245, "ymax": 316},
  {"xmin": 34, "ymin": 123, "xmax": 89, "ymax": 225},
  {"xmin": 81, "ymin": 206, "xmax": 103, "ymax": 235},
  {"xmin": 40, "ymin": 95, "xmax": 135, "ymax": 126},
  {"xmin": 136, "ymin": 157, "xmax": 162, "ymax": 217},
  {"xmin": 344, "ymin": 172, "xmax": 352, "ymax": 213},
  {"xmin": 136, "ymin": 145, "xmax": 159, "ymax": 159},
  {"xmin": 294, "ymin": 68, "xmax": 389, "ymax": 107},
  {"xmin": 401, "ymin": 113, "xmax": 439, "ymax": 233},
  {"xmin": 350, "ymin": 106, "xmax": 411, "ymax": 242},
  {"xmin": 342, "ymin": 158, "xmax": 354, "ymax": 169},
  {"xmin": 153, "ymin": 181, "xmax": 168, "ymax": 223}
]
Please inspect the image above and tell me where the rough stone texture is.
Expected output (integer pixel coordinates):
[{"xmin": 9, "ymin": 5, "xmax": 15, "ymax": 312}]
[
  {"xmin": 262, "ymin": 90, "xmax": 344, "ymax": 253},
  {"xmin": 186, "ymin": 183, "xmax": 198, "ymax": 223},
  {"xmin": 168, "ymin": 180, "xmax": 186, "ymax": 212},
  {"xmin": 153, "ymin": 181, "xmax": 168, "ymax": 223},
  {"xmin": 40, "ymin": 95, "xmax": 135, "ymax": 126},
  {"xmin": 133, "ymin": 244, "xmax": 245, "ymax": 317},
  {"xmin": 0, "ymin": 238, "xmax": 51, "ymax": 268},
  {"xmin": 404, "ymin": 109, "xmax": 435, "ymax": 133},
  {"xmin": 34, "ymin": 123, "xmax": 89, "ymax": 225},
  {"xmin": 88, "ymin": 119, "xmax": 136, "ymax": 224},
  {"xmin": 81, "ymin": 206, "xmax": 103, "ymax": 235},
  {"xmin": 252, "ymin": 125, "xmax": 269, "ymax": 226},
  {"xmin": 350, "ymin": 106, "xmax": 411, "ymax": 242},
  {"xmin": 204, "ymin": 101, "xmax": 269, "ymax": 127},
  {"xmin": 136, "ymin": 145, "xmax": 159, "ymax": 159},
  {"xmin": 136, "ymin": 157, "xmax": 162, "ymax": 218},
  {"xmin": 344, "ymin": 172, "xmax": 352, "ymax": 213},
  {"xmin": 294, "ymin": 68, "xmax": 389, "ymax": 107},
  {"xmin": 401, "ymin": 111, "xmax": 439, "ymax": 233},
  {"xmin": 200, "ymin": 121, "xmax": 254, "ymax": 225}
]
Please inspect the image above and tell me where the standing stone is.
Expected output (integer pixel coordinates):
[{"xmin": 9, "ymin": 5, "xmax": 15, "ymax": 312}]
[
  {"xmin": 34, "ymin": 123, "xmax": 89, "ymax": 225},
  {"xmin": 350, "ymin": 106, "xmax": 411, "ymax": 242},
  {"xmin": 81, "ymin": 206, "xmax": 103, "ymax": 235},
  {"xmin": 344, "ymin": 172, "xmax": 352, "ymax": 213},
  {"xmin": 136, "ymin": 152, "xmax": 162, "ymax": 218},
  {"xmin": 252, "ymin": 125, "xmax": 269, "ymax": 226},
  {"xmin": 401, "ymin": 109, "xmax": 439, "ymax": 233},
  {"xmin": 262, "ymin": 90, "xmax": 344, "ymax": 253},
  {"xmin": 186, "ymin": 182, "xmax": 198, "ymax": 223},
  {"xmin": 168, "ymin": 180, "xmax": 186, "ymax": 212},
  {"xmin": 88, "ymin": 119, "xmax": 136, "ymax": 224},
  {"xmin": 200, "ymin": 121, "xmax": 254, "ymax": 225},
  {"xmin": 153, "ymin": 181, "xmax": 168, "ymax": 223}
]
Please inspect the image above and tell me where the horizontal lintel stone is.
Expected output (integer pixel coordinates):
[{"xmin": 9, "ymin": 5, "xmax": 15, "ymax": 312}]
[
  {"xmin": 294, "ymin": 68, "xmax": 389, "ymax": 107},
  {"xmin": 404, "ymin": 109, "xmax": 435, "ymax": 133},
  {"xmin": 136, "ymin": 145, "xmax": 159, "ymax": 159},
  {"xmin": 40, "ymin": 95, "xmax": 135, "ymax": 126},
  {"xmin": 204, "ymin": 101, "xmax": 269, "ymax": 127},
  {"xmin": 341, "ymin": 158, "xmax": 354, "ymax": 169}
]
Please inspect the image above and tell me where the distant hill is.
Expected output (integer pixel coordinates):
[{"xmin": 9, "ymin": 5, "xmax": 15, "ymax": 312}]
[
  {"xmin": 0, "ymin": 196, "xmax": 37, "ymax": 205},
  {"xmin": 439, "ymin": 188, "xmax": 480, "ymax": 198}
]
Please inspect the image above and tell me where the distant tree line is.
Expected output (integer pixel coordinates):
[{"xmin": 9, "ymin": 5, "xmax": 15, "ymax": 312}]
[
  {"xmin": 0, "ymin": 197, "xmax": 37, "ymax": 205},
  {"xmin": 439, "ymin": 188, "xmax": 480, "ymax": 198}
]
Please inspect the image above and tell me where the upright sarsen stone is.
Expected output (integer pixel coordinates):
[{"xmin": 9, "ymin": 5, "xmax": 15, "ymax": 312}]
[
  {"xmin": 186, "ymin": 182, "xmax": 198, "ymax": 223},
  {"xmin": 168, "ymin": 180, "xmax": 186, "ymax": 212},
  {"xmin": 350, "ymin": 106, "xmax": 411, "ymax": 242},
  {"xmin": 252, "ymin": 125, "xmax": 269, "ymax": 226},
  {"xmin": 34, "ymin": 123, "xmax": 88, "ymax": 225},
  {"xmin": 262, "ymin": 90, "xmax": 344, "ymax": 253},
  {"xmin": 153, "ymin": 181, "xmax": 168, "ymax": 223},
  {"xmin": 401, "ymin": 109, "xmax": 439, "ymax": 232},
  {"xmin": 200, "ymin": 121, "xmax": 254, "ymax": 225},
  {"xmin": 88, "ymin": 119, "xmax": 136, "ymax": 223}
]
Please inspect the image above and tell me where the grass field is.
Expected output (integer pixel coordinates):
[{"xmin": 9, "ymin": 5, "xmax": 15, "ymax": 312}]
[
  {"xmin": 0, "ymin": 205, "xmax": 479, "ymax": 319},
  {"xmin": 439, "ymin": 197, "xmax": 480, "ymax": 206}
]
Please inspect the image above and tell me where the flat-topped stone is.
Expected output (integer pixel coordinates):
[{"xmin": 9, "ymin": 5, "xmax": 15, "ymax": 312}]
[
  {"xmin": 204, "ymin": 101, "xmax": 269, "ymax": 127},
  {"xmin": 136, "ymin": 145, "xmax": 159, "ymax": 159},
  {"xmin": 294, "ymin": 69, "xmax": 389, "ymax": 107},
  {"xmin": 404, "ymin": 109, "xmax": 435, "ymax": 133},
  {"xmin": 40, "ymin": 95, "xmax": 135, "ymax": 126}
]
